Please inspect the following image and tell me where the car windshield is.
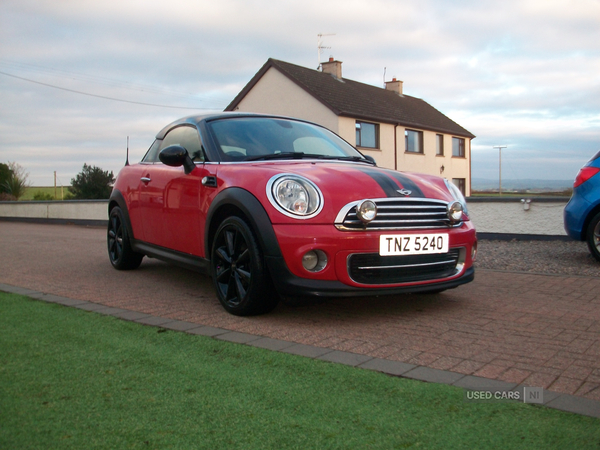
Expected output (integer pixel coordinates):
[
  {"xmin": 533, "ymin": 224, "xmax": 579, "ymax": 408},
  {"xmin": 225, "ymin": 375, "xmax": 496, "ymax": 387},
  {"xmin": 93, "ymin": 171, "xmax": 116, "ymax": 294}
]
[{"xmin": 207, "ymin": 117, "xmax": 368, "ymax": 162}]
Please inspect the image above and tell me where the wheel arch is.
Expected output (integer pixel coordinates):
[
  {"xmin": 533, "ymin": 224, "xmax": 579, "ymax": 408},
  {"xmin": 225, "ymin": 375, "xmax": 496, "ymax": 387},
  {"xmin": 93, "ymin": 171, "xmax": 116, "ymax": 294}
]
[
  {"xmin": 582, "ymin": 202, "xmax": 600, "ymax": 240},
  {"xmin": 108, "ymin": 189, "xmax": 137, "ymax": 241},
  {"xmin": 205, "ymin": 187, "xmax": 282, "ymax": 259}
]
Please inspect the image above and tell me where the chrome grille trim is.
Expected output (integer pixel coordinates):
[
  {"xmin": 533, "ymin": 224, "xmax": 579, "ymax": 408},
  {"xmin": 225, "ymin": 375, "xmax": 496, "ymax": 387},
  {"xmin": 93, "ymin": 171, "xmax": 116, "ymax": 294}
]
[
  {"xmin": 335, "ymin": 197, "xmax": 461, "ymax": 231},
  {"xmin": 356, "ymin": 259, "xmax": 457, "ymax": 270},
  {"xmin": 348, "ymin": 248, "xmax": 466, "ymax": 285}
]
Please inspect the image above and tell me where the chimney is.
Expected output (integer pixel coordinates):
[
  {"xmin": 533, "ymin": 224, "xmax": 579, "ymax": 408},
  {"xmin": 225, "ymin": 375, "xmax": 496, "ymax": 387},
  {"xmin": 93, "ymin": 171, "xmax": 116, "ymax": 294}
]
[
  {"xmin": 321, "ymin": 57, "xmax": 343, "ymax": 79},
  {"xmin": 385, "ymin": 77, "xmax": 403, "ymax": 95}
]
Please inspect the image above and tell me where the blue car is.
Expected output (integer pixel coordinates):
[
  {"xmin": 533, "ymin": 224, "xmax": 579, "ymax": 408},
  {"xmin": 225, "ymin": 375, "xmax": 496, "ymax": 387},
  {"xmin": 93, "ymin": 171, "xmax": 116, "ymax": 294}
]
[{"xmin": 564, "ymin": 150, "xmax": 600, "ymax": 261}]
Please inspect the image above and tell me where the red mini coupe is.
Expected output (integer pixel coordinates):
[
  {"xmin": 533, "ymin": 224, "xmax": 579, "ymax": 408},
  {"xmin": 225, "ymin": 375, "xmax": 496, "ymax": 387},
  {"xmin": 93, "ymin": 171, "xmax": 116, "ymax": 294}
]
[{"xmin": 108, "ymin": 113, "xmax": 477, "ymax": 315}]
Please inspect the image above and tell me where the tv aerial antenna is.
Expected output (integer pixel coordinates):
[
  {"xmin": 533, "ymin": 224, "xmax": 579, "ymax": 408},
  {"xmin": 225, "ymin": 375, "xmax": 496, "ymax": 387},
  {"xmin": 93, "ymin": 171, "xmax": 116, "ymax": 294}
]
[{"xmin": 317, "ymin": 33, "xmax": 336, "ymax": 68}]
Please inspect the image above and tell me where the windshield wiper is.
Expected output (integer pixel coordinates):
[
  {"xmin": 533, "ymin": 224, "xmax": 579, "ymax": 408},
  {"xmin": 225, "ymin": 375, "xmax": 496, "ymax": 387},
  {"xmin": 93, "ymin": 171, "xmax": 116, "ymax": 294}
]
[
  {"xmin": 312, "ymin": 155, "xmax": 374, "ymax": 164},
  {"xmin": 244, "ymin": 152, "xmax": 374, "ymax": 164},
  {"xmin": 245, "ymin": 152, "xmax": 306, "ymax": 161}
]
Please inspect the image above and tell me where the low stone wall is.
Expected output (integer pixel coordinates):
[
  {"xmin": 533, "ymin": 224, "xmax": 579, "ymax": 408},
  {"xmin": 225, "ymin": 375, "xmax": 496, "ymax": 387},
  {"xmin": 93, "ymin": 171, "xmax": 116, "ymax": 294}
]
[
  {"xmin": 0, "ymin": 200, "xmax": 108, "ymax": 226},
  {"xmin": 0, "ymin": 197, "xmax": 570, "ymax": 237},
  {"xmin": 467, "ymin": 197, "xmax": 569, "ymax": 237}
]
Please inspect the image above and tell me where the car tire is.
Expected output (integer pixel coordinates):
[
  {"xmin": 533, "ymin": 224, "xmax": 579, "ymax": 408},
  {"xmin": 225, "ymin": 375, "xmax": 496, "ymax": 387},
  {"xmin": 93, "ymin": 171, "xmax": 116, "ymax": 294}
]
[
  {"xmin": 586, "ymin": 212, "xmax": 600, "ymax": 262},
  {"xmin": 107, "ymin": 206, "xmax": 144, "ymax": 270},
  {"xmin": 211, "ymin": 216, "xmax": 279, "ymax": 316}
]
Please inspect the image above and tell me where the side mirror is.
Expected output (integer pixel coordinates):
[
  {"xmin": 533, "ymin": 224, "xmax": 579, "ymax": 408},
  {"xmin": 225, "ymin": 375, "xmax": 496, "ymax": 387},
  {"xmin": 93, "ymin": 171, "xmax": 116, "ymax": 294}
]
[{"xmin": 159, "ymin": 145, "xmax": 196, "ymax": 174}]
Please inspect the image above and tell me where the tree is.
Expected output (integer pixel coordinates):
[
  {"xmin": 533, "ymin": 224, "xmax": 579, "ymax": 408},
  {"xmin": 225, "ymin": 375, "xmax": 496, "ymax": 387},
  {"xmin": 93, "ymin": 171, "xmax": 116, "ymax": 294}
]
[
  {"xmin": 0, "ymin": 163, "xmax": 12, "ymax": 194},
  {"xmin": 1, "ymin": 162, "xmax": 30, "ymax": 200},
  {"xmin": 69, "ymin": 164, "xmax": 115, "ymax": 199}
]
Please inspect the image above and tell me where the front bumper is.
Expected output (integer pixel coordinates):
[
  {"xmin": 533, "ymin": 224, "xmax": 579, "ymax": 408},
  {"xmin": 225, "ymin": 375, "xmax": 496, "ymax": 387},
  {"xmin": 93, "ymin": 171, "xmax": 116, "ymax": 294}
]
[
  {"xmin": 266, "ymin": 256, "xmax": 474, "ymax": 297},
  {"xmin": 266, "ymin": 222, "xmax": 476, "ymax": 298}
]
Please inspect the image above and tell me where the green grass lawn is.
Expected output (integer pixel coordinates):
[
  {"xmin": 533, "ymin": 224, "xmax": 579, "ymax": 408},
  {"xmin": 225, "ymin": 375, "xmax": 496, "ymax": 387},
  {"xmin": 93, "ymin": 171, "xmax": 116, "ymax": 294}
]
[{"xmin": 1, "ymin": 292, "xmax": 599, "ymax": 449}]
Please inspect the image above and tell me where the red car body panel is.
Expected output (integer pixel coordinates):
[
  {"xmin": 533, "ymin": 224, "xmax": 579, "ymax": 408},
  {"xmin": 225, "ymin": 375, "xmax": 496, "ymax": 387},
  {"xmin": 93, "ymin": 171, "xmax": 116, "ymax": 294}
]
[
  {"xmin": 114, "ymin": 159, "xmax": 476, "ymax": 285},
  {"xmin": 115, "ymin": 163, "xmax": 218, "ymax": 257},
  {"xmin": 206, "ymin": 161, "xmax": 458, "ymax": 224}
]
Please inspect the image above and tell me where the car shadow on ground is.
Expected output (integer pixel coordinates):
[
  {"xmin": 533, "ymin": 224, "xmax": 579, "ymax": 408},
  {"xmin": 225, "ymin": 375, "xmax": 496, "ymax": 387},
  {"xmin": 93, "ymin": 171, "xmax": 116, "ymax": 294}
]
[{"xmin": 120, "ymin": 257, "xmax": 468, "ymax": 322}]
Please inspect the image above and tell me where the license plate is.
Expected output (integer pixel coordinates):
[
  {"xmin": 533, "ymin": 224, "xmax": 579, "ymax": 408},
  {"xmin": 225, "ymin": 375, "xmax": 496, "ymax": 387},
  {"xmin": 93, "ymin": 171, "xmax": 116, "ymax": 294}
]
[{"xmin": 379, "ymin": 234, "xmax": 449, "ymax": 256}]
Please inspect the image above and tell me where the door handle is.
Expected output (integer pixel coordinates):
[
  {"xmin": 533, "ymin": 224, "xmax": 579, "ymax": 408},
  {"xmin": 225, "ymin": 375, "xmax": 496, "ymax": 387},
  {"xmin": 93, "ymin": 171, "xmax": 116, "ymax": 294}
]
[{"xmin": 141, "ymin": 176, "xmax": 151, "ymax": 184}]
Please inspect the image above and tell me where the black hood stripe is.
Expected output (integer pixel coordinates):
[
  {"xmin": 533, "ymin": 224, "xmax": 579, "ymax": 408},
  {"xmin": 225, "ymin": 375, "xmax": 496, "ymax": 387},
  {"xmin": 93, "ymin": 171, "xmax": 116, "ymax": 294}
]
[
  {"xmin": 359, "ymin": 168, "xmax": 403, "ymax": 197},
  {"xmin": 385, "ymin": 170, "xmax": 425, "ymax": 198},
  {"xmin": 358, "ymin": 168, "xmax": 425, "ymax": 198}
]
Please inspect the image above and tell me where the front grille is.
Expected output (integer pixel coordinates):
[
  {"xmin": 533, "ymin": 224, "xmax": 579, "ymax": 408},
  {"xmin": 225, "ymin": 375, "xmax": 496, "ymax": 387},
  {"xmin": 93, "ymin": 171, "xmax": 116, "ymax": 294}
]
[
  {"xmin": 348, "ymin": 248, "xmax": 462, "ymax": 285},
  {"xmin": 335, "ymin": 198, "xmax": 458, "ymax": 231}
]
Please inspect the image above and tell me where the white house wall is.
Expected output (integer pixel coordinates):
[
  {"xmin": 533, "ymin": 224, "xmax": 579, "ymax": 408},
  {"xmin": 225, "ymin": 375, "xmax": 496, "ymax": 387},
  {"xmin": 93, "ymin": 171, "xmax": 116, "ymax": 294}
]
[{"xmin": 232, "ymin": 68, "xmax": 339, "ymax": 132}]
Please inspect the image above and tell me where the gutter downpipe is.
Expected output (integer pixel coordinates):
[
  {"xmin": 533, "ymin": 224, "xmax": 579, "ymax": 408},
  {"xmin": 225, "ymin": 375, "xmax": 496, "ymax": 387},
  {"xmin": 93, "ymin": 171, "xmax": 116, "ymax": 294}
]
[{"xmin": 394, "ymin": 124, "xmax": 398, "ymax": 170}]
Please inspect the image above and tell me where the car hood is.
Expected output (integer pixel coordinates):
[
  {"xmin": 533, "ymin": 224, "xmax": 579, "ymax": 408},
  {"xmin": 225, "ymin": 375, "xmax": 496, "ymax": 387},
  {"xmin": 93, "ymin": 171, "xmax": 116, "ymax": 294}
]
[
  {"xmin": 287, "ymin": 162, "xmax": 451, "ymax": 199},
  {"xmin": 217, "ymin": 161, "xmax": 457, "ymax": 224}
]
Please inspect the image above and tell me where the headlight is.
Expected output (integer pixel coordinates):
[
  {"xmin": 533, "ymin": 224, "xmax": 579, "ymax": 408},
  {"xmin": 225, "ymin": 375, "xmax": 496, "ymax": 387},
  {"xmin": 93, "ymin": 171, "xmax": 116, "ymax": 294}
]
[
  {"xmin": 444, "ymin": 179, "xmax": 469, "ymax": 217},
  {"xmin": 267, "ymin": 174, "xmax": 323, "ymax": 218}
]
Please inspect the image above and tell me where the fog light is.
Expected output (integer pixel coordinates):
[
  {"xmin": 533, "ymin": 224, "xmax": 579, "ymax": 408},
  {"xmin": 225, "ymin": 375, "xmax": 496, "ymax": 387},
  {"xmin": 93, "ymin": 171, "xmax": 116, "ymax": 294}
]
[
  {"xmin": 447, "ymin": 201, "xmax": 463, "ymax": 223},
  {"xmin": 357, "ymin": 200, "xmax": 377, "ymax": 223},
  {"xmin": 302, "ymin": 250, "xmax": 327, "ymax": 272},
  {"xmin": 471, "ymin": 241, "xmax": 478, "ymax": 262}
]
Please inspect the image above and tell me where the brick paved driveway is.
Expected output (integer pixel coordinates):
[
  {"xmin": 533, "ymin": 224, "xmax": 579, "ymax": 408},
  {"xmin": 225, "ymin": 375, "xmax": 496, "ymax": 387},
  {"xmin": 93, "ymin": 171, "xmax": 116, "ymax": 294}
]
[{"xmin": 2, "ymin": 221, "xmax": 600, "ymax": 401}]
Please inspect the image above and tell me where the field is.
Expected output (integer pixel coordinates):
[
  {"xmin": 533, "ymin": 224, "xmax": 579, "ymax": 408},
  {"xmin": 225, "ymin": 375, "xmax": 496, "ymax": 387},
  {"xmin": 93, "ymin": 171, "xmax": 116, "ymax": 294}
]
[{"xmin": 21, "ymin": 186, "xmax": 70, "ymax": 201}]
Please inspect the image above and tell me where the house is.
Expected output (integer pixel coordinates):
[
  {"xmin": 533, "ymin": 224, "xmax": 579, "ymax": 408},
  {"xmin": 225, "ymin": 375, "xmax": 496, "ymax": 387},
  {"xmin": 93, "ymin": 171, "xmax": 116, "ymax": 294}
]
[{"xmin": 226, "ymin": 58, "xmax": 476, "ymax": 196}]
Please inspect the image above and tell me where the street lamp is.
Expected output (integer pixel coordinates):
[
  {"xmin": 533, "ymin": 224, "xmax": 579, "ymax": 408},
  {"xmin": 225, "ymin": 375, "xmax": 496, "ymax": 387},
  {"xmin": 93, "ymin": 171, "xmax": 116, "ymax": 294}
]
[{"xmin": 493, "ymin": 145, "xmax": 507, "ymax": 195}]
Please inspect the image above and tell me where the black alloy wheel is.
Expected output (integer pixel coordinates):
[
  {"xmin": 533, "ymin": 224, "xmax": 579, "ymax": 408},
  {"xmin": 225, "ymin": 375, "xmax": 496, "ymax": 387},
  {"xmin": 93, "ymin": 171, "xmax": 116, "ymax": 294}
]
[
  {"xmin": 587, "ymin": 212, "xmax": 600, "ymax": 262},
  {"xmin": 107, "ymin": 207, "xmax": 144, "ymax": 270},
  {"xmin": 211, "ymin": 216, "xmax": 278, "ymax": 315}
]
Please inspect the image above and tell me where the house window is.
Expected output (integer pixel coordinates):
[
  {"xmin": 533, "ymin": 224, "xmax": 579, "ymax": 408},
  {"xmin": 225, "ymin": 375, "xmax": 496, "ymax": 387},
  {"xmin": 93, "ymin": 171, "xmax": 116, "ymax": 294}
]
[
  {"xmin": 452, "ymin": 137, "xmax": 465, "ymax": 157},
  {"xmin": 436, "ymin": 134, "xmax": 444, "ymax": 156},
  {"xmin": 355, "ymin": 122, "xmax": 378, "ymax": 148},
  {"xmin": 405, "ymin": 129, "xmax": 423, "ymax": 153},
  {"xmin": 452, "ymin": 178, "xmax": 466, "ymax": 196}
]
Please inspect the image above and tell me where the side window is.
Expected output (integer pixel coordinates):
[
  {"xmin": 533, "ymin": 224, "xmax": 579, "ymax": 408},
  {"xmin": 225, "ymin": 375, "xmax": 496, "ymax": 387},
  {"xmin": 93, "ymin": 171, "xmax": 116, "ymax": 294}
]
[
  {"xmin": 160, "ymin": 126, "xmax": 204, "ymax": 162},
  {"xmin": 142, "ymin": 140, "xmax": 161, "ymax": 163}
]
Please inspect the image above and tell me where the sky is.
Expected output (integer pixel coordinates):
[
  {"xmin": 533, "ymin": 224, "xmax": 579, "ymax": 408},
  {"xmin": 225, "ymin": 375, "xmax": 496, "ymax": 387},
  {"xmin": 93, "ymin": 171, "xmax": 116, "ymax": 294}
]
[{"xmin": 1, "ymin": 0, "xmax": 599, "ymax": 186}]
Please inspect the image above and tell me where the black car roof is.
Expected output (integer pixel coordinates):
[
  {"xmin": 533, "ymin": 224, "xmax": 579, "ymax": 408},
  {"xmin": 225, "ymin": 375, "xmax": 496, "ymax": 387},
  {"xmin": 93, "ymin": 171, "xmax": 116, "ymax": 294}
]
[{"xmin": 155, "ymin": 112, "xmax": 306, "ymax": 139}]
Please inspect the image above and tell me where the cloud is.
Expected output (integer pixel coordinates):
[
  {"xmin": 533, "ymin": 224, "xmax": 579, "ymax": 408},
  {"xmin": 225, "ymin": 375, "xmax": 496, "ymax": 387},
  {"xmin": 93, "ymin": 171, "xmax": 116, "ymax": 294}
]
[{"xmin": 0, "ymin": 0, "xmax": 598, "ymax": 185}]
